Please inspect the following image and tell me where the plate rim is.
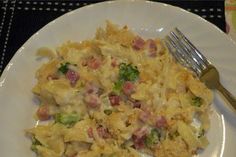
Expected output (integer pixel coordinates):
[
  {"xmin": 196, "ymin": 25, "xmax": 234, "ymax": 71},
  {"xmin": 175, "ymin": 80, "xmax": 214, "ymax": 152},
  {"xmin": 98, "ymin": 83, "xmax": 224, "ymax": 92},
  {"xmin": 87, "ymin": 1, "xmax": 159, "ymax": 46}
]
[{"xmin": 0, "ymin": 0, "xmax": 235, "ymax": 156}]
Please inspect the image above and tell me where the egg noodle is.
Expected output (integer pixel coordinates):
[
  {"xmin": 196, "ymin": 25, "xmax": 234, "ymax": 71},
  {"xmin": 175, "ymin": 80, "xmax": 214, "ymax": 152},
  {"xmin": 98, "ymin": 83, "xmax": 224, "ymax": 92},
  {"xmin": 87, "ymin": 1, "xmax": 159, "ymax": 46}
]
[{"xmin": 26, "ymin": 21, "xmax": 213, "ymax": 157}]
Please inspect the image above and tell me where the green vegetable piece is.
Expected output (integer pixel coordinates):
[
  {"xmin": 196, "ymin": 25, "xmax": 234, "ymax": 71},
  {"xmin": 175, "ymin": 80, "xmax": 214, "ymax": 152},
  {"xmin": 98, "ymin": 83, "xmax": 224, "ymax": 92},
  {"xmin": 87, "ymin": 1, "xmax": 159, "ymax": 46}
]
[
  {"xmin": 113, "ymin": 80, "xmax": 124, "ymax": 92},
  {"xmin": 58, "ymin": 62, "xmax": 70, "ymax": 74},
  {"xmin": 113, "ymin": 63, "xmax": 139, "ymax": 92},
  {"xmin": 119, "ymin": 63, "xmax": 139, "ymax": 82},
  {"xmin": 55, "ymin": 112, "xmax": 80, "ymax": 126},
  {"xmin": 145, "ymin": 128, "xmax": 161, "ymax": 147},
  {"xmin": 104, "ymin": 109, "xmax": 112, "ymax": 115},
  {"xmin": 192, "ymin": 96, "xmax": 202, "ymax": 107}
]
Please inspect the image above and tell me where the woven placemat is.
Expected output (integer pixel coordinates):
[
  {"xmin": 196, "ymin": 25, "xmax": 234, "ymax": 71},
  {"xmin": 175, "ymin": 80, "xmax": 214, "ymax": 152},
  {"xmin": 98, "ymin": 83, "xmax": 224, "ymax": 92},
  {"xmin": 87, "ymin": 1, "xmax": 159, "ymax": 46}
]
[{"xmin": 0, "ymin": 0, "xmax": 226, "ymax": 75}]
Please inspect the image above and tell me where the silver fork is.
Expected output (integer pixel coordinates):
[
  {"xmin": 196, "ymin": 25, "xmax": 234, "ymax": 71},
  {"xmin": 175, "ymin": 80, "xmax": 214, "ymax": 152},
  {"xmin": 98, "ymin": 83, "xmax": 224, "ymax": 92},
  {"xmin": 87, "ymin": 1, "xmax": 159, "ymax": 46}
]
[{"xmin": 164, "ymin": 28, "xmax": 236, "ymax": 112}]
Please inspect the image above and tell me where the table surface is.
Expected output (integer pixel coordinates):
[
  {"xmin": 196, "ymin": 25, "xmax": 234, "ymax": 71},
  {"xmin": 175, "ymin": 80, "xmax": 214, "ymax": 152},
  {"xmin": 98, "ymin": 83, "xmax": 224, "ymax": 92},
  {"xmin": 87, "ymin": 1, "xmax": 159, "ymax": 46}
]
[{"xmin": 0, "ymin": 0, "xmax": 226, "ymax": 75}]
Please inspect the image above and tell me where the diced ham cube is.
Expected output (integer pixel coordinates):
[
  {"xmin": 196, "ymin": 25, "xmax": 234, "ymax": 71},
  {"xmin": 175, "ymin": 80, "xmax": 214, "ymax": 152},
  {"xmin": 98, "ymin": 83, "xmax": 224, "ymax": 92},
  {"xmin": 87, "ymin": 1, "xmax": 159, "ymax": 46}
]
[
  {"xmin": 109, "ymin": 94, "xmax": 120, "ymax": 106},
  {"xmin": 97, "ymin": 126, "xmax": 110, "ymax": 139},
  {"xmin": 87, "ymin": 57, "xmax": 102, "ymax": 70},
  {"xmin": 133, "ymin": 127, "xmax": 148, "ymax": 139},
  {"xmin": 36, "ymin": 105, "xmax": 50, "ymax": 121},
  {"xmin": 132, "ymin": 135, "xmax": 146, "ymax": 149},
  {"xmin": 122, "ymin": 81, "xmax": 135, "ymax": 95},
  {"xmin": 66, "ymin": 69, "xmax": 79, "ymax": 86},
  {"xmin": 132, "ymin": 36, "xmax": 145, "ymax": 50},
  {"xmin": 132, "ymin": 127, "xmax": 147, "ymax": 149},
  {"xmin": 156, "ymin": 116, "xmax": 168, "ymax": 128}
]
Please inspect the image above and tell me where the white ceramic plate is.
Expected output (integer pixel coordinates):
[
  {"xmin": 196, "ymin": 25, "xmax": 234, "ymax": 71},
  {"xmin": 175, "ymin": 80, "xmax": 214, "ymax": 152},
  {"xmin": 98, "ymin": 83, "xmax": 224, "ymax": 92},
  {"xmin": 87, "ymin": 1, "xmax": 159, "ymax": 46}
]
[{"xmin": 0, "ymin": 0, "xmax": 236, "ymax": 156}]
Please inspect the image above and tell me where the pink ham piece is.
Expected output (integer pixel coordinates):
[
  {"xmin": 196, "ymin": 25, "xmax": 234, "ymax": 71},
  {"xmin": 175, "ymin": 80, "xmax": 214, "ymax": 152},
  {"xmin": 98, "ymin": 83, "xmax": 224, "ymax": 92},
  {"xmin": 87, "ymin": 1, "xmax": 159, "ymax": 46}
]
[
  {"xmin": 87, "ymin": 57, "xmax": 102, "ymax": 70},
  {"xmin": 122, "ymin": 81, "xmax": 135, "ymax": 95},
  {"xmin": 109, "ymin": 94, "xmax": 120, "ymax": 106},
  {"xmin": 97, "ymin": 126, "xmax": 111, "ymax": 139},
  {"xmin": 132, "ymin": 135, "xmax": 146, "ymax": 149},
  {"xmin": 132, "ymin": 36, "xmax": 145, "ymax": 50},
  {"xmin": 132, "ymin": 127, "xmax": 148, "ymax": 149},
  {"xmin": 133, "ymin": 127, "xmax": 148, "ymax": 139},
  {"xmin": 146, "ymin": 39, "xmax": 157, "ymax": 57},
  {"xmin": 87, "ymin": 127, "xmax": 94, "ymax": 138},
  {"xmin": 84, "ymin": 94, "xmax": 101, "ymax": 108},
  {"xmin": 66, "ymin": 69, "xmax": 79, "ymax": 86},
  {"xmin": 36, "ymin": 105, "xmax": 50, "ymax": 121},
  {"xmin": 156, "ymin": 116, "xmax": 168, "ymax": 128}
]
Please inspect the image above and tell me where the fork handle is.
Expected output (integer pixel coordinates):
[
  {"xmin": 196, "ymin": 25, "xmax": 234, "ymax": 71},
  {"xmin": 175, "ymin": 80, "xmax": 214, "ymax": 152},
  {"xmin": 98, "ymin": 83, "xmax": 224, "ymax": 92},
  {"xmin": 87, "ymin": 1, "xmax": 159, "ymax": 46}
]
[{"xmin": 217, "ymin": 83, "xmax": 236, "ymax": 111}]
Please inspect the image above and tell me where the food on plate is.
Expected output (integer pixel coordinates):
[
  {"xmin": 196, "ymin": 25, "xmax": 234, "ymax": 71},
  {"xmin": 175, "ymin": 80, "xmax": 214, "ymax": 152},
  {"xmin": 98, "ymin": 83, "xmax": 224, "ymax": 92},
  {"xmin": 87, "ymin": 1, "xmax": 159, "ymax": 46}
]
[{"xmin": 26, "ymin": 21, "xmax": 213, "ymax": 157}]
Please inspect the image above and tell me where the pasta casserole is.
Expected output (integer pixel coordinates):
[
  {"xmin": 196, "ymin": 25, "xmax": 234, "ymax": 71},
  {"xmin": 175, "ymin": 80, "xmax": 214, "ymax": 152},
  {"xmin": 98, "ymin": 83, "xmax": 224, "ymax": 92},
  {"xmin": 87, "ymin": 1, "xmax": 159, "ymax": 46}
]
[{"xmin": 26, "ymin": 21, "xmax": 213, "ymax": 157}]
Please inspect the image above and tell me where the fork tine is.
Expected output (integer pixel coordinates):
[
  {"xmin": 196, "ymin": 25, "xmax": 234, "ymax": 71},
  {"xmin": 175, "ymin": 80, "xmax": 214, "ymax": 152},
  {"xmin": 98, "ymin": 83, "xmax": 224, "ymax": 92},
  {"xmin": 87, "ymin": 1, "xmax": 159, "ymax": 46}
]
[
  {"xmin": 164, "ymin": 36, "xmax": 188, "ymax": 66},
  {"xmin": 173, "ymin": 28, "xmax": 211, "ymax": 66},
  {"xmin": 165, "ymin": 33, "xmax": 202, "ymax": 76},
  {"xmin": 169, "ymin": 31, "xmax": 203, "ymax": 75},
  {"xmin": 166, "ymin": 28, "xmax": 213, "ymax": 76}
]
